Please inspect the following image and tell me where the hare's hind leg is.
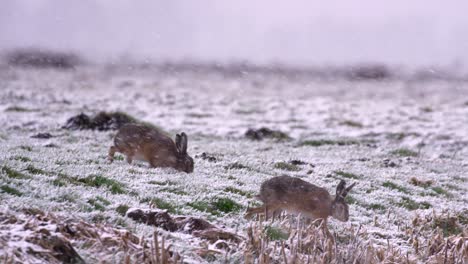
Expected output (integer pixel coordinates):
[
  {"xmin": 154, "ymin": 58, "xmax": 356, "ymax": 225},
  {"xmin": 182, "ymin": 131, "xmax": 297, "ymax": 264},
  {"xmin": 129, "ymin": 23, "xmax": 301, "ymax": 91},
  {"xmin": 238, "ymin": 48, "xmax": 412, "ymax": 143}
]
[{"xmin": 108, "ymin": 146, "xmax": 117, "ymax": 163}]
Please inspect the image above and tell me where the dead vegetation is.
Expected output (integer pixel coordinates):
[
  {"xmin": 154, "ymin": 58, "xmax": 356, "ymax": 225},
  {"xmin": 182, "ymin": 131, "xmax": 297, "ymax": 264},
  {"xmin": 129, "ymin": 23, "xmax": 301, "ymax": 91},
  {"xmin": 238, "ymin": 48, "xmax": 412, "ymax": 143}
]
[
  {"xmin": 239, "ymin": 213, "xmax": 468, "ymax": 264},
  {"xmin": 0, "ymin": 209, "xmax": 182, "ymax": 263}
]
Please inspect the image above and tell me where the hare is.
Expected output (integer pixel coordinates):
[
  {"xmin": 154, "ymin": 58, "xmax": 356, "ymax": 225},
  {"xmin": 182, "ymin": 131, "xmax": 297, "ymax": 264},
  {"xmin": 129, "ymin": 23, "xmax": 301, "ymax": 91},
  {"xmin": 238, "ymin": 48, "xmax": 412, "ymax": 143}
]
[
  {"xmin": 108, "ymin": 123, "xmax": 194, "ymax": 173},
  {"xmin": 245, "ymin": 176, "xmax": 356, "ymax": 222}
]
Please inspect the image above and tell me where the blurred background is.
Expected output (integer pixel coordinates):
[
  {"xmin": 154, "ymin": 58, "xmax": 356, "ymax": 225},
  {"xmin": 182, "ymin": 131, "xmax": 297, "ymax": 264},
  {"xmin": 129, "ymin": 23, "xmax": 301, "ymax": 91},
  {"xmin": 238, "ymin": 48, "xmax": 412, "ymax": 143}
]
[{"xmin": 1, "ymin": 0, "xmax": 467, "ymax": 69}]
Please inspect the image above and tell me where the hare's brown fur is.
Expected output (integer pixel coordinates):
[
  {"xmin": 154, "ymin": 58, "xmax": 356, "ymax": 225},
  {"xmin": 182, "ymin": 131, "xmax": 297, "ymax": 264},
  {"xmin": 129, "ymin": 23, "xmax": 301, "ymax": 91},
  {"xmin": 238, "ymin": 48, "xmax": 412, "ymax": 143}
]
[
  {"xmin": 245, "ymin": 175, "xmax": 355, "ymax": 222},
  {"xmin": 108, "ymin": 123, "xmax": 194, "ymax": 173}
]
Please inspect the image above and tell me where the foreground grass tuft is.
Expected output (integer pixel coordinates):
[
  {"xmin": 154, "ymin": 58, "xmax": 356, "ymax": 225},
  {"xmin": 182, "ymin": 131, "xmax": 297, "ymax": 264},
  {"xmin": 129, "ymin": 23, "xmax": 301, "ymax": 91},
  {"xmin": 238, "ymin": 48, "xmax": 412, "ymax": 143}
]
[
  {"xmin": 433, "ymin": 215, "xmax": 464, "ymax": 237},
  {"xmin": 264, "ymin": 225, "xmax": 289, "ymax": 241}
]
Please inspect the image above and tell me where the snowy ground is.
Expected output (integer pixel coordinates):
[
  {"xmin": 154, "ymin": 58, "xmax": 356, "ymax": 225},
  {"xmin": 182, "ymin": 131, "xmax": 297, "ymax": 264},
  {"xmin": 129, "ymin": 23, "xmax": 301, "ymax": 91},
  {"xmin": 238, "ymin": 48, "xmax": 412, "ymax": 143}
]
[{"xmin": 0, "ymin": 64, "xmax": 467, "ymax": 262}]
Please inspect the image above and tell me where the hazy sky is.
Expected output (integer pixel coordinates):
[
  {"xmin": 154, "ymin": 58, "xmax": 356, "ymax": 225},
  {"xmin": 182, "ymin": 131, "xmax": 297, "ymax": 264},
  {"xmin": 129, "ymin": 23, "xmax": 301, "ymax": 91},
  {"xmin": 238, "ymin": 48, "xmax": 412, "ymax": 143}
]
[{"xmin": 1, "ymin": 0, "xmax": 467, "ymax": 66}]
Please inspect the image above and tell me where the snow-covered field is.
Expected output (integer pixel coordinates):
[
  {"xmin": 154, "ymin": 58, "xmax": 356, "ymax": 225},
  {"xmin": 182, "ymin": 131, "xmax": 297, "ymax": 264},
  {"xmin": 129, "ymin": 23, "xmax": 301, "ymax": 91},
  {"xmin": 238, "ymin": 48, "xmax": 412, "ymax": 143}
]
[{"xmin": 1, "ymin": 64, "xmax": 467, "ymax": 263}]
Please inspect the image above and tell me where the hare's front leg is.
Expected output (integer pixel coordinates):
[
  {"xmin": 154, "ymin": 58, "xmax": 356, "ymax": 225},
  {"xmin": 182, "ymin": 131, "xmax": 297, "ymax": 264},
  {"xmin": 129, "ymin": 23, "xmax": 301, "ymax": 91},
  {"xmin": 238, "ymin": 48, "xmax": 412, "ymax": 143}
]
[
  {"xmin": 244, "ymin": 205, "xmax": 265, "ymax": 220},
  {"xmin": 108, "ymin": 146, "xmax": 117, "ymax": 163}
]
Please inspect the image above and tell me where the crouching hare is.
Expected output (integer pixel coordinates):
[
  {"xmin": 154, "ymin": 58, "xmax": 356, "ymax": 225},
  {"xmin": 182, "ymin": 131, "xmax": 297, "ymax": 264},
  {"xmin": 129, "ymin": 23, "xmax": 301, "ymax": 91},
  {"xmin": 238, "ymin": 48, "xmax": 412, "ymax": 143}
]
[
  {"xmin": 245, "ymin": 176, "xmax": 356, "ymax": 223},
  {"xmin": 108, "ymin": 123, "xmax": 194, "ymax": 173}
]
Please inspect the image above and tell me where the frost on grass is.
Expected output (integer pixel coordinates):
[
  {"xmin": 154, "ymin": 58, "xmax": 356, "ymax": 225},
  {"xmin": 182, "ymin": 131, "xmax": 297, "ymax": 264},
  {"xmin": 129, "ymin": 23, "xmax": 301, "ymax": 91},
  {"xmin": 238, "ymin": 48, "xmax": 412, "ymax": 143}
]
[{"xmin": 1, "ymin": 66, "xmax": 468, "ymax": 262}]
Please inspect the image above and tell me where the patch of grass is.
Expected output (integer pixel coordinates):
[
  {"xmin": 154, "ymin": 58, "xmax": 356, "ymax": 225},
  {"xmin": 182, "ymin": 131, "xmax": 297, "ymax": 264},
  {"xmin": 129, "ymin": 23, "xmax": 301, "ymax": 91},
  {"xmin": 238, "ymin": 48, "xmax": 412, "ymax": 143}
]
[
  {"xmin": 334, "ymin": 170, "xmax": 360, "ymax": 179},
  {"xmin": 299, "ymin": 139, "xmax": 359, "ymax": 147},
  {"xmin": 386, "ymin": 132, "xmax": 420, "ymax": 141},
  {"xmin": 212, "ymin": 197, "xmax": 243, "ymax": 213},
  {"xmin": 55, "ymin": 160, "xmax": 69, "ymax": 166},
  {"xmin": 458, "ymin": 211, "xmax": 468, "ymax": 225},
  {"xmin": 87, "ymin": 198, "xmax": 106, "ymax": 211},
  {"xmin": 187, "ymin": 201, "xmax": 213, "ymax": 214},
  {"xmin": 141, "ymin": 197, "xmax": 178, "ymax": 214},
  {"xmin": 113, "ymin": 155, "xmax": 125, "ymax": 161},
  {"xmin": 224, "ymin": 186, "xmax": 252, "ymax": 197},
  {"xmin": 0, "ymin": 185, "xmax": 22, "ymax": 196},
  {"xmin": 345, "ymin": 195, "xmax": 357, "ymax": 204},
  {"xmin": 396, "ymin": 197, "xmax": 431, "ymax": 210},
  {"xmin": 236, "ymin": 181, "xmax": 245, "ymax": 186},
  {"xmin": 52, "ymin": 178, "xmax": 67, "ymax": 187},
  {"xmin": 19, "ymin": 145, "xmax": 33, "ymax": 152},
  {"xmin": 96, "ymin": 196, "xmax": 111, "ymax": 206},
  {"xmin": 431, "ymin": 186, "xmax": 451, "ymax": 197},
  {"xmin": 188, "ymin": 197, "xmax": 243, "ymax": 215},
  {"xmin": 55, "ymin": 193, "xmax": 77, "ymax": 203},
  {"xmin": 391, "ymin": 148, "xmax": 418, "ymax": 157},
  {"xmin": 78, "ymin": 175, "xmax": 126, "ymax": 194},
  {"xmin": 264, "ymin": 226, "xmax": 289, "ymax": 241},
  {"xmin": 433, "ymin": 215, "xmax": 463, "ymax": 237},
  {"xmin": 274, "ymin": 162, "xmax": 300, "ymax": 171},
  {"xmin": 159, "ymin": 187, "xmax": 188, "ymax": 195},
  {"xmin": 148, "ymin": 180, "xmax": 177, "ymax": 186},
  {"xmin": 444, "ymin": 184, "xmax": 463, "ymax": 191},
  {"xmin": 224, "ymin": 162, "xmax": 251, "ymax": 170},
  {"xmin": 25, "ymin": 165, "xmax": 47, "ymax": 175},
  {"xmin": 85, "ymin": 159, "xmax": 99, "ymax": 164},
  {"xmin": 1, "ymin": 166, "xmax": 29, "ymax": 179},
  {"xmin": 341, "ymin": 120, "xmax": 363, "ymax": 128},
  {"xmin": 366, "ymin": 203, "xmax": 386, "ymax": 211},
  {"xmin": 11, "ymin": 156, "xmax": 31, "ymax": 162},
  {"xmin": 128, "ymin": 168, "xmax": 141, "ymax": 174},
  {"xmin": 382, "ymin": 181, "xmax": 409, "ymax": 194},
  {"xmin": 5, "ymin": 106, "xmax": 36, "ymax": 112},
  {"xmin": 91, "ymin": 213, "xmax": 108, "ymax": 223},
  {"xmin": 186, "ymin": 112, "xmax": 213, "ymax": 118},
  {"xmin": 116, "ymin": 204, "xmax": 130, "ymax": 216}
]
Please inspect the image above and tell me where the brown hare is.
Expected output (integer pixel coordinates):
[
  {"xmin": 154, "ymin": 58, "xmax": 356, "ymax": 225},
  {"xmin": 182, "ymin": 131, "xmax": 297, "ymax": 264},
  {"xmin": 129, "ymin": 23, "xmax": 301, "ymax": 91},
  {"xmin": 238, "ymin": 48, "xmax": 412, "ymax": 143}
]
[
  {"xmin": 245, "ymin": 175, "xmax": 356, "ymax": 222},
  {"xmin": 108, "ymin": 123, "xmax": 194, "ymax": 173}
]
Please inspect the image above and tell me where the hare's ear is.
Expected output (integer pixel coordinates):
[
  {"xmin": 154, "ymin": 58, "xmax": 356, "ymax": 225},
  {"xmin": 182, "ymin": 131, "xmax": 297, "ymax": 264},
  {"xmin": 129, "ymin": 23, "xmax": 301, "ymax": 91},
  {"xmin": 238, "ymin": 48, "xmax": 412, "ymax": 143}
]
[
  {"xmin": 336, "ymin": 180, "xmax": 346, "ymax": 197},
  {"xmin": 341, "ymin": 182, "xmax": 356, "ymax": 198},
  {"xmin": 180, "ymin": 132, "xmax": 188, "ymax": 154},
  {"xmin": 175, "ymin": 134, "xmax": 182, "ymax": 153}
]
